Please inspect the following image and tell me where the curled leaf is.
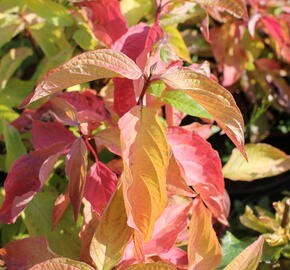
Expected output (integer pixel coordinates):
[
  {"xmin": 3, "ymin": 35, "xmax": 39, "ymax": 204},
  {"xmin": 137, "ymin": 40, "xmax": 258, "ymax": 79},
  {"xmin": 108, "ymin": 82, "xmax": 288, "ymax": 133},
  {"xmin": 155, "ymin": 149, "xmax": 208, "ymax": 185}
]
[{"xmin": 162, "ymin": 68, "xmax": 245, "ymax": 157}]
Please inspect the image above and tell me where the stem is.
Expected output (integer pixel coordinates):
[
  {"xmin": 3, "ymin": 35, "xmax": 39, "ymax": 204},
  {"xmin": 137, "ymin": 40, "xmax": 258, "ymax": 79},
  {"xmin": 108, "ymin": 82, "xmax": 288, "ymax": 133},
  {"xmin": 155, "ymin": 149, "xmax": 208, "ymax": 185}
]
[
  {"xmin": 83, "ymin": 136, "xmax": 99, "ymax": 163},
  {"xmin": 137, "ymin": 75, "xmax": 152, "ymax": 106}
]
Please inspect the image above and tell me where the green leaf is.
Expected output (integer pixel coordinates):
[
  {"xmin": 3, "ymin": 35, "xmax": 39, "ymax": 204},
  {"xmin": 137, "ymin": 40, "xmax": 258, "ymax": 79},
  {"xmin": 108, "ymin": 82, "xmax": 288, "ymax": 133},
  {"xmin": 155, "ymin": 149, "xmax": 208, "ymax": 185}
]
[
  {"xmin": 0, "ymin": 105, "xmax": 19, "ymax": 123},
  {"xmin": 148, "ymin": 80, "xmax": 166, "ymax": 97},
  {"xmin": 0, "ymin": 22, "xmax": 24, "ymax": 49},
  {"xmin": 218, "ymin": 232, "xmax": 248, "ymax": 269},
  {"xmin": 120, "ymin": 0, "xmax": 153, "ymax": 26},
  {"xmin": 0, "ymin": 47, "xmax": 33, "ymax": 91},
  {"xmin": 25, "ymin": 0, "xmax": 74, "ymax": 27},
  {"xmin": 22, "ymin": 187, "xmax": 82, "ymax": 259},
  {"xmin": 1, "ymin": 120, "xmax": 26, "ymax": 171},
  {"xmin": 0, "ymin": 78, "xmax": 35, "ymax": 107},
  {"xmin": 30, "ymin": 22, "xmax": 71, "ymax": 57},
  {"xmin": 162, "ymin": 90, "xmax": 213, "ymax": 119},
  {"xmin": 73, "ymin": 24, "xmax": 97, "ymax": 51}
]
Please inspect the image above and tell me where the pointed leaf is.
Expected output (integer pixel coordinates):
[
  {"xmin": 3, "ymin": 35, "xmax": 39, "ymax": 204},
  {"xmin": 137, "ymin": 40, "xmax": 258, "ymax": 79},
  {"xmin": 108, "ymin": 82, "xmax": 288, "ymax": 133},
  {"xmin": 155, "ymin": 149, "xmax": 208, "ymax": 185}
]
[
  {"xmin": 84, "ymin": 162, "xmax": 118, "ymax": 216},
  {"xmin": 119, "ymin": 106, "xmax": 170, "ymax": 242},
  {"xmin": 90, "ymin": 186, "xmax": 133, "ymax": 270},
  {"xmin": 0, "ymin": 237, "xmax": 56, "ymax": 270},
  {"xmin": 32, "ymin": 120, "xmax": 76, "ymax": 150},
  {"xmin": 126, "ymin": 262, "xmax": 176, "ymax": 270},
  {"xmin": 65, "ymin": 138, "xmax": 88, "ymax": 221},
  {"xmin": 188, "ymin": 198, "xmax": 222, "ymax": 270},
  {"xmin": 162, "ymin": 68, "xmax": 245, "ymax": 157},
  {"xmin": 167, "ymin": 127, "xmax": 227, "ymax": 223},
  {"xmin": 0, "ymin": 142, "xmax": 67, "ymax": 224},
  {"xmin": 23, "ymin": 49, "xmax": 142, "ymax": 105},
  {"xmin": 29, "ymin": 258, "xmax": 95, "ymax": 270},
  {"xmin": 224, "ymin": 236, "xmax": 264, "ymax": 270},
  {"xmin": 223, "ymin": 143, "xmax": 290, "ymax": 181},
  {"xmin": 193, "ymin": 0, "xmax": 247, "ymax": 19}
]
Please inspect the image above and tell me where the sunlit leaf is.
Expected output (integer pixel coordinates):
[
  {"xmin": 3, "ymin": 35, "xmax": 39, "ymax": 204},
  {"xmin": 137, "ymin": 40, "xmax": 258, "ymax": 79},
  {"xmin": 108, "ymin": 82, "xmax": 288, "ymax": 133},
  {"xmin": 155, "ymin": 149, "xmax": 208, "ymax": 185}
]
[
  {"xmin": 25, "ymin": 0, "xmax": 74, "ymax": 27},
  {"xmin": 188, "ymin": 198, "xmax": 222, "ymax": 270},
  {"xmin": 126, "ymin": 262, "xmax": 177, "ymax": 270},
  {"xmin": 164, "ymin": 25, "xmax": 191, "ymax": 62},
  {"xmin": 162, "ymin": 90, "xmax": 213, "ymax": 119},
  {"xmin": 119, "ymin": 106, "xmax": 170, "ymax": 242},
  {"xmin": 161, "ymin": 68, "xmax": 245, "ymax": 157},
  {"xmin": 29, "ymin": 257, "xmax": 95, "ymax": 270},
  {"xmin": 1, "ymin": 120, "xmax": 26, "ymax": 171},
  {"xmin": 224, "ymin": 236, "xmax": 264, "ymax": 270},
  {"xmin": 223, "ymin": 143, "xmax": 290, "ymax": 181},
  {"xmin": 23, "ymin": 49, "xmax": 142, "ymax": 105},
  {"xmin": 65, "ymin": 138, "xmax": 88, "ymax": 221},
  {"xmin": 90, "ymin": 186, "xmax": 132, "ymax": 270},
  {"xmin": 193, "ymin": 0, "xmax": 248, "ymax": 19}
]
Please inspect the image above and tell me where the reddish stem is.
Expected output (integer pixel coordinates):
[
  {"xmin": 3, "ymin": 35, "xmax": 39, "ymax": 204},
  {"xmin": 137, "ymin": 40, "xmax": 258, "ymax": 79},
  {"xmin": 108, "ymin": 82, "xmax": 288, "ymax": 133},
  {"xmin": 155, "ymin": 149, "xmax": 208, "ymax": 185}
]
[{"xmin": 83, "ymin": 136, "xmax": 98, "ymax": 163}]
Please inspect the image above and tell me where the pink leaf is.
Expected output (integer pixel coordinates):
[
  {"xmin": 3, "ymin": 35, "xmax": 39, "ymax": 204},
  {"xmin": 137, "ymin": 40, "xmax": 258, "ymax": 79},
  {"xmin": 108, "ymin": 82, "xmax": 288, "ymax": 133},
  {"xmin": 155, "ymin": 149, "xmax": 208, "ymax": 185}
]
[
  {"xmin": 32, "ymin": 120, "xmax": 76, "ymax": 150},
  {"xmin": 0, "ymin": 237, "xmax": 56, "ymax": 270},
  {"xmin": 144, "ymin": 202, "xmax": 192, "ymax": 255},
  {"xmin": 65, "ymin": 138, "xmax": 88, "ymax": 221},
  {"xmin": 159, "ymin": 247, "xmax": 188, "ymax": 270},
  {"xmin": 167, "ymin": 127, "xmax": 228, "ymax": 224},
  {"xmin": 84, "ymin": 162, "xmax": 118, "ymax": 216},
  {"xmin": 0, "ymin": 142, "xmax": 67, "ymax": 223},
  {"xmin": 77, "ymin": 0, "xmax": 128, "ymax": 47}
]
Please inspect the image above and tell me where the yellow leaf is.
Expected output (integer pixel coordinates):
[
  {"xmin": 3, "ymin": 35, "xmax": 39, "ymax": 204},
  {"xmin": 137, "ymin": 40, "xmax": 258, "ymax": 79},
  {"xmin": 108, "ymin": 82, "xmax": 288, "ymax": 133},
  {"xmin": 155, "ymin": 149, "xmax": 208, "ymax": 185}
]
[
  {"xmin": 161, "ymin": 68, "xmax": 245, "ymax": 157},
  {"xmin": 126, "ymin": 262, "xmax": 177, "ymax": 270},
  {"xmin": 164, "ymin": 25, "xmax": 192, "ymax": 63},
  {"xmin": 193, "ymin": 0, "xmax": 247, "ymax": 19},
  {"xmin": 90, "ymin": 186, "xmax": 133, "ymax": 270},
  {"xmin": 188, "ymin": 198, "xmax": 222, "ymax": 270},
  {"xmin": 119, "ymin": 106, "xmax": 170, "ymax": 242},
  {"xmin": 223, "ymin": 143, "xmax": 290, "ymax": 181},
  {"xmin": 224, "ymin": 236, "xmax": 264, "ymax": 270}
]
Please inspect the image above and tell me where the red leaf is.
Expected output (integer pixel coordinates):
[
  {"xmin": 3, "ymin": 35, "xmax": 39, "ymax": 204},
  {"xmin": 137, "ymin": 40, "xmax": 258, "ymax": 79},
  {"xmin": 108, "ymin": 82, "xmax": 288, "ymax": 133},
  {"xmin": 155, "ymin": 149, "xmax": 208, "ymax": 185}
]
[
  {"xmin": 65, "ymin": 138, "xmax": 88, "ymax": 221},
  {"xmin": 32, "ymin": 120, "xmax": 76, "ymax": 150},
  {"xmin": 84, "ymin": 162, "xmax": 118, "ymax": 216},
  {"xmin": 167, "ymin": 127, "xmax": 228, "ymax": 224},
  {"xmin": 77, "ymin": 0, "xmax": 128, "ymax": 47},
  {"xmin": 0, "ymin": 237, "xmax": 56, "ymax": 270},
  {"xmin": 0, "ymin": 142, "xmax": 67, "ymax": 223}
]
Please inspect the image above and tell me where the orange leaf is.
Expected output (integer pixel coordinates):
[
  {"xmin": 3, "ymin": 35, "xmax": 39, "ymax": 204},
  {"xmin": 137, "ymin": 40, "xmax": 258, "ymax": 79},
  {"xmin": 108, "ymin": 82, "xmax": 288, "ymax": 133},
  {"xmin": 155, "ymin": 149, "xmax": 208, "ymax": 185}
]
[
  {"xmin": 161, "ymin": 68, "xmax": 245, "ymax": 157},
  {"xmin": 23, "ymin": 49, "xmax": 142, "ymax": 105},
  {"xmin": 224, "ymin": 236, "xmax": 264, "ymax": 270},
  {"xmin": 119, "ymin": 106, "xmax": 170, "ymax": 242},
  {"xmin": 188, "ymin": 198, "xmax": 222, "ymax": 270},
  {"xmin": 90, "ymin": 186, "xmax": 133, "ymax": 270},
  {"xmin": 126, "ymin": 262, "xmax": 176, "ymax": 270}
]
